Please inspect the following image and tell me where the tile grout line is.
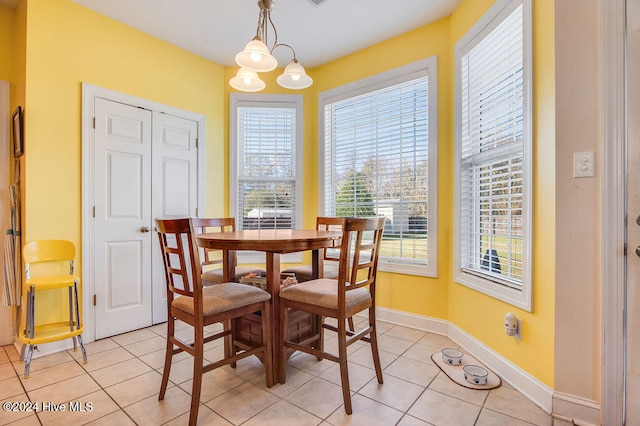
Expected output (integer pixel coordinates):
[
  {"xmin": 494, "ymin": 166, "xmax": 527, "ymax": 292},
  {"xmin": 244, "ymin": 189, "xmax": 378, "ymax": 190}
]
[{"xmin": 66, "ymin": 342, "xmax": 141, "ymax": 426}]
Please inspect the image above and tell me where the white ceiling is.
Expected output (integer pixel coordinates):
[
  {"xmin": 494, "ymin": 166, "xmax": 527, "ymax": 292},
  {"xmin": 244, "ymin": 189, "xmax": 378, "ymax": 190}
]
[{"xmin": 70, "ymin": 0, "xmax": 462, "ymax": 68}]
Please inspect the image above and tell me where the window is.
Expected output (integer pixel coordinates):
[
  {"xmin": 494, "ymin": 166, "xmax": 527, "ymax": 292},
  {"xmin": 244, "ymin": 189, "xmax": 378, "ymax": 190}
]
[
  {"xmin": 230, "ymin": 93, "xmax": 303, "ymax": 262},
  {"xmin": 319, "ymin": 57, "xmax": 438, "ymax": 277},
  {"xmin": 454, "ymin": 0, "xmax": 532, "ymax": 310}
]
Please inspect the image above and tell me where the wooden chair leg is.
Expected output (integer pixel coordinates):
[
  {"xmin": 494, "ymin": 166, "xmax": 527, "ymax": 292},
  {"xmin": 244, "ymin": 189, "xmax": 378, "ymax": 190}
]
[
  {"xmin": 261, "ymin": 300, "xmax": 274, "ymax": 388},
  {"xmin": 368, "ymin": 307, "xmax": 383, "ymax": 384},
  {"xmin": 315, "ymin": 314, "xmax": 324, "ymax": 360},
  {"xmin": 347, "ymin": 316, "xmax": 355, "ymax": 332},
  {"xmin": 224, "ymin": 319, "xmax": 236, "ymax": 368},
  {"xmin": 337, "ymin": 319, "xmax": 352, "ymax": 415},
  {"xmin": 189, "ymin": 326, "xmax": 204, "ymax": 426},
  {"xmin": 279, "ymin": 304, "xmax": 289, "ymax": 384},
  {"xmin": 159, "ymin": 317, "xmax": 175, "ymax": 400}
]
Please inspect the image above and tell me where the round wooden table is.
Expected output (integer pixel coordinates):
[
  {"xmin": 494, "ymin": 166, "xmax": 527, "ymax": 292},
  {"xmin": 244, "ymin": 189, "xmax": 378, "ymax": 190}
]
[{"xmin": 195, "ymin": 229, "xmax": 342, "ymax": 383}]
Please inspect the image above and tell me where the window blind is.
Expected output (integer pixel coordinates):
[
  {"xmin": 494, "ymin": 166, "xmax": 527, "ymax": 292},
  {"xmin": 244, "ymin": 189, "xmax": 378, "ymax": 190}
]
[
  {"xmin": 237, "ymin": 106, "xmax": 297, "ymax": 230},
  {"xmin": 324, "ymin": 77, "xmax": 430, "ymax": 266},
  {"xmin": 459, "ymin": 4, "xmax": 525, "ymax": 287}
]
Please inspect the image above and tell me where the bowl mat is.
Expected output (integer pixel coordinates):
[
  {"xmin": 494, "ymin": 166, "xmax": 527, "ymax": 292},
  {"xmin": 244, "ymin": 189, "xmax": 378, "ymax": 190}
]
[{"xmin": 431, "ymin": 351, "xmax": 502, "ymax": 390}]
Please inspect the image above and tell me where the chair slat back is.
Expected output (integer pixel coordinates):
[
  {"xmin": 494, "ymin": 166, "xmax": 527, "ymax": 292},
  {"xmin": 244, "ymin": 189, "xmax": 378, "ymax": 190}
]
[
  {"xmin": 316, "ymin": 216, "xmax": 346, "ymax": 261},
  {"xmin": 191, "ymin": 218, "xmax": 236, "ymax": 267},
  {"xmin": 337, "ymin": 217, "xmax": 385, "ymax": 298},
  {"xmin": 155, "ymin": 218, "xmax": 203, "ymax": 302}
]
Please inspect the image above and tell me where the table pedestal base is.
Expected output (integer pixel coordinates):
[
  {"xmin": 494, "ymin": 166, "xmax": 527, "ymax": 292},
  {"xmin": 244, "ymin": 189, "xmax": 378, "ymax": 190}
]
[{"xmin": 235, "ymin": 309, "xmax": 319, "ymax": 363}]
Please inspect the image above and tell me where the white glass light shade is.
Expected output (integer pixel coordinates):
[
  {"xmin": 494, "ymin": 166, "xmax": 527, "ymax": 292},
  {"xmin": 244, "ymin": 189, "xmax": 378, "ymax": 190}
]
[
  {"xmin": 235, "ymin": 38, "xmax": 278, "ymax": 72},
  {"xmin": 229, "ymin": 68, "xmax": 266, "ymax": 92},
  {"xmin": 277, "ymin": 60, "xmax": 313, "ymax": 89}
]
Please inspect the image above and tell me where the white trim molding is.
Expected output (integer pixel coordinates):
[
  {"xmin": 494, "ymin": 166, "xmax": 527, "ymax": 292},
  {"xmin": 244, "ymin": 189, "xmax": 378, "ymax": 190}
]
[
  {"xmin": 601, "ymin": 0, "xmax": 626, "ymax": 425},
  {"xmin": 318, "ymin": 57, "xmax": 439, "ymax": 278},
  {"xmin": 447, "ymin": 323, "xmax": 553, "ymax": 414},
  {"xmin": 552, "ymin": 392, "xmax": 600, "ymax": 426},
  {"xmin": 453, "ymin": 0, "xmax": 534, "ymax": 312},
  {"xmin": 373, "ymin": 306, "xmax": 448, "ymax": 336},
  {"xmin": 81, "ymin": 83, "xmax": 207, "ymax": 343},
  {"xmin": 371, "ymin": 307, "xmax": 555, "ymax": 414}
]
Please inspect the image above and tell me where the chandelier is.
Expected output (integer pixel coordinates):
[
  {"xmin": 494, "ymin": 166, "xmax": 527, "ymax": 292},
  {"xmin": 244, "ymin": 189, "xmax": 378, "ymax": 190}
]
[{"xmin": 229, "ymin": 0, "xmax": 313, "ymax": 92}]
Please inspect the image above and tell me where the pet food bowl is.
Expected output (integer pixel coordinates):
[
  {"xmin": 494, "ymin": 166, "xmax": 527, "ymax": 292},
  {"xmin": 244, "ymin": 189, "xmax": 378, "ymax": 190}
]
[
  {"xmin": 463, "ymin": 365, "xmax": 489, "ymax": 385},
  {"xmin": 441, "ymin": 348, "xmax": 463, "ymax": 365}
]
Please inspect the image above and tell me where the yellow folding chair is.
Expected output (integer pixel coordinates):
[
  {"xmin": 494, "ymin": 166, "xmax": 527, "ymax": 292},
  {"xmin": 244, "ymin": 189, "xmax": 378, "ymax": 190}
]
[{"xmin": 19, "ymin": 240, "xmax": 87, "ymax": 378}]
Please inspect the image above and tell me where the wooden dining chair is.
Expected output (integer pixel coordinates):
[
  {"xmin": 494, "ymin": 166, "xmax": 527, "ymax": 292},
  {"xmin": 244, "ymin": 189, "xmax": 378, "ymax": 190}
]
[
  {"xmin": 191, "ymin": 217, "xmax": 265, "ymax": 285},
  {"xmin": 279, "ymin": 217, "xmax": 386, "ymax": 414},
  {"xmin": 281, "ymin": 216, "xmax": 345, "ymax": 281},
  {"xmin": 281, "ymin": 216, "xmax": 355, "ymax": 331},
  {"xmin": 156, "ymin": 218, "xmax": 273, "ymax": 426}
]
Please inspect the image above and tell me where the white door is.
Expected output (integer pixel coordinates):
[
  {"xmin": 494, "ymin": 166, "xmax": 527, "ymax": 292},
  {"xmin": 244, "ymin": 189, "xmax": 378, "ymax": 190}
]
[
  {"xmin": 627, "ymin": 0, "xmax": 640, "ymax": 423},
  {"xmin": 151, "ymin": 111, "xmax": 199, "ymax": 324},
  {"xmin": 94, "ymin": 98, "xmax": 153, "ymax": 338},
  {"xmin": 94, "ymin": 100, "xmax": 200, "ymax": 337}
]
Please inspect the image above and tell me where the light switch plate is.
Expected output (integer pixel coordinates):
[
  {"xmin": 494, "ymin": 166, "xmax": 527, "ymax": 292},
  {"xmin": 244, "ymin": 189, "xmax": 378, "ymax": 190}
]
[{"xmin": 573, "ymin": 151, "xmax": 595, "ymax": 178}]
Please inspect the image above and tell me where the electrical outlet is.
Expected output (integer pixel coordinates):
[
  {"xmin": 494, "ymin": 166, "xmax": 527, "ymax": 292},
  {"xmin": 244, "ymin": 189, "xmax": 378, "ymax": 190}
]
[
  {"xmin": 573, "ymin": 151, "xmax": 595, "ymax": 178},
  {"xmin": 514, "ymin": 318, "xmax": 521, "ymax": 339}
]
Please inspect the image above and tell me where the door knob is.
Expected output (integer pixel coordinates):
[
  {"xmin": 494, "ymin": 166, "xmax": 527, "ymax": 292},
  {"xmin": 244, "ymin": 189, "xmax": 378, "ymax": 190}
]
[
  {"xmin": 140, "ymin": 226, "xmax": 150, "ymax": 233},
  {"xmin": 637, "ymin": 215, "xmax": 640, "ymax": 226},
  {"xmin": 636, "ymin": 246, "xmax": 640, "ymax": 258}
]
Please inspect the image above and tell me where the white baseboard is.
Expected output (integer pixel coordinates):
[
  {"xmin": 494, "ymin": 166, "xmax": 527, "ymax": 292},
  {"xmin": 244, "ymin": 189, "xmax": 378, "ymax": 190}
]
[
  {"xmin": 374, "ymin": 306, "xmax": 449, "ymax": 335},
  {"xmin": 552, "ymin": 391, "xmax": 600, "ymax": 426},
  {"xmin": 447, "ymin": 322, "xmax": 553, "ymax": 414},
  {"xmin": 373, "ymin": 307, "xmax": 554, "ymax": 415}
]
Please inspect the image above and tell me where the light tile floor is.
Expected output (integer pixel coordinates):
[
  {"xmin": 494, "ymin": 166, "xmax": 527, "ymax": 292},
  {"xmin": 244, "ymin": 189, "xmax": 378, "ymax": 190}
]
[{"xmin": 0, "ymin": 317, "xmax": 556, "ymax": 425}]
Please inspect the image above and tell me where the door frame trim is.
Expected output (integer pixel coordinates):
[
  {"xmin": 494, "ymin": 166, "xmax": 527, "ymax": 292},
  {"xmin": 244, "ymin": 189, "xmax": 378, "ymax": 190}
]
[
  {"xmin": 601, "ymin": 0, "xmax": 626, "ymax": 424},
  {"xmin": 81, "ymin": 83, "xmax": 206, "ymax": 343}
]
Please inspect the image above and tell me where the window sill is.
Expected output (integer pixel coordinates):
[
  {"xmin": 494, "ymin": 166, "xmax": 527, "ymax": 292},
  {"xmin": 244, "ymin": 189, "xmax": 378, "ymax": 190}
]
[
  {"xmin": 455, "ymin": 270, "xmax": 532, "ymax": 312},
  {"xmin": 378, "ymin": 261, "xmax": 437, "ymax": 278}
]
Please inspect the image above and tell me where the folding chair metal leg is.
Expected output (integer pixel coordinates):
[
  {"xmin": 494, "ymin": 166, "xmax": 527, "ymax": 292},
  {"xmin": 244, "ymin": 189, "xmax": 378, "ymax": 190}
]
[
  {"xmin": 23, "ymin": 345, "xmax": 34, "ymax": 378},
  {"xmin": 19, "ymin": 342, "xmax": 26, "ymax": 362},
  {"xmin": 68, "ymin": 287, "xmax": 77, "ymax": 351},
  {"xmin": 73, "ymin": 282, "xmax": 86, "ymax": 362},
  {"xmin": 77, "ymin": 335, "xmax": 87, "ymax": 364}
]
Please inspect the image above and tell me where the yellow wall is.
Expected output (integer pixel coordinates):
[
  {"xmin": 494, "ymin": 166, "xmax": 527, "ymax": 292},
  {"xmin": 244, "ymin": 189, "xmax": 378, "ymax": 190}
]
[
  {"xmin": 311, "ymin": 18, "xmax": 454, "ymax": 321},
  {"xmin": 447, "ymin": 0, "xmax": 556, "ymax": 387},
  {"xmin": 21, "ymin": 0, "xmax": 225, "ymax": 322},
  {"xmin": 1, "ymin": 0, "xmax": 26, "ymax": 335},
  {"xmin": 0, "ymin": 0, "xmax": 26, "ymax": 123},
  {"xmin": 17, "ymin": 0, "xmax": 557, "ymax": 388},
  {"xmin": 23, "ymin": 0, "xmax": 224, "ymax": 241},
  {"xmin": 0, "ymin": 5, "xmax": 15, "ymax": 82},
  {"xmin": 223, "ymin": 0, "xmax": 556, "ymax": 387}
]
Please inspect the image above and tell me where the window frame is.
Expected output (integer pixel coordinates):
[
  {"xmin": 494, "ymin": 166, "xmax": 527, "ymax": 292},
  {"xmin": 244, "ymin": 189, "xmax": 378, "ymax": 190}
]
[
  {"xmin": 318, "ymin": 56, "xmax": 438, "ymax": 277},
  {"xmin": 230, "ymin": 93, "xmax": 304, "ymax": 263},
  {"xmin": 453, "ymin": 0, "xmax": 533, "ymax": 311}
]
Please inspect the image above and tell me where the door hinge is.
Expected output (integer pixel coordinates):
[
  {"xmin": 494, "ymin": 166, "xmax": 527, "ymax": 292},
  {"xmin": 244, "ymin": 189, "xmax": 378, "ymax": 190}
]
[
  {"xmin": 195, "ymin": 207, "xmax": 198, "ymax": 217},
  {"xmin": 195, "ymin": 137, "xmax": 198, "ymax": 148},
  {"xmin": 93, "ymin": 294, "xmax": 96, "ymax": 306},
  {"xmin": 92, "ymin": 206, "xmax": 96, "ymax": 217},
  {"xmin": 92, "ymin": 117, "xmax": 96, "ymax": 129}
]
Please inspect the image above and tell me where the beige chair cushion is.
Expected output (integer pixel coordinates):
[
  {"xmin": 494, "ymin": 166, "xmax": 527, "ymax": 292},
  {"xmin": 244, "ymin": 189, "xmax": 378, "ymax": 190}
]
[
  {"xmin": 201, "ymin": 266, "xmax": 266, "ymax": 286},
  {"xmin": 280, "ymin": 265, "xmax": 339, "ymax": 282},
  {"xmin": 279, "ymin": 278, "xmax": 370, "ymax": 310},
  {"xmin": 172, "ymin": 283, "xmax": 270, "ymax": 316}
]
